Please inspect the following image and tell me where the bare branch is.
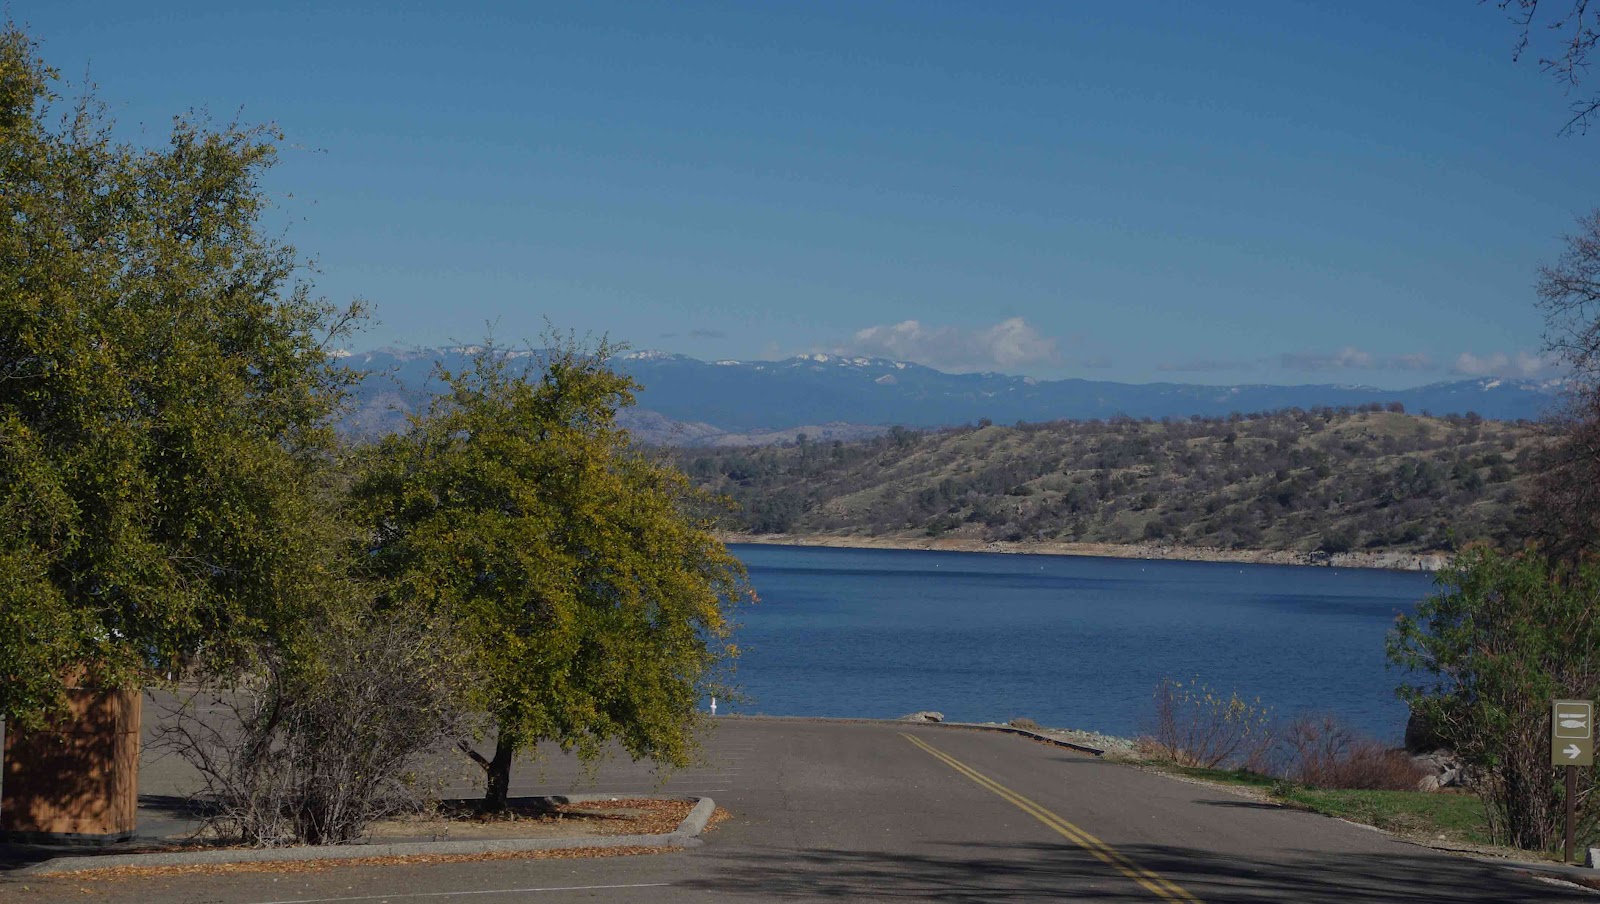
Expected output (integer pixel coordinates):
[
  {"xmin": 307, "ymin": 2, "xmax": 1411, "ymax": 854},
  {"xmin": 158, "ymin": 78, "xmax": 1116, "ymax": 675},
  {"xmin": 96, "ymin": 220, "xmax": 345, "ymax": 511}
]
[{"xmin": 1494, "ymin": 0, "xmax": 1600, "ymax": 132}]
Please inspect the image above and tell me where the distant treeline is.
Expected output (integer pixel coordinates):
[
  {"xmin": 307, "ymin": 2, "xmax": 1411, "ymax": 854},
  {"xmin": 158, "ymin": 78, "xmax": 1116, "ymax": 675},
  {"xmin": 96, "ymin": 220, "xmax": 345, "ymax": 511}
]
[{"xmin": 671, "ymin": 406, "xmax": 1543, "ymax": 554}]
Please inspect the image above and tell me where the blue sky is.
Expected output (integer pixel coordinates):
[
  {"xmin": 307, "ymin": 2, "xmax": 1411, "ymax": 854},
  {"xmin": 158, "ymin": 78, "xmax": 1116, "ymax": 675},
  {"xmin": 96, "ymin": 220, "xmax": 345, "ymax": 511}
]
[{"xmin": 17, "ymin": 1, "xmax": 1600, "ymax": 386}]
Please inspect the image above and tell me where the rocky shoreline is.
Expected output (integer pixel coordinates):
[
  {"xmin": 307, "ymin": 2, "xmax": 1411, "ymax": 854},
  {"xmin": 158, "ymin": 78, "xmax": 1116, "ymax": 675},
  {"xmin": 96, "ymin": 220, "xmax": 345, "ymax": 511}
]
[{"xmin": 718, "ymin": 532, "xmax": 1449, "ymax": 573}]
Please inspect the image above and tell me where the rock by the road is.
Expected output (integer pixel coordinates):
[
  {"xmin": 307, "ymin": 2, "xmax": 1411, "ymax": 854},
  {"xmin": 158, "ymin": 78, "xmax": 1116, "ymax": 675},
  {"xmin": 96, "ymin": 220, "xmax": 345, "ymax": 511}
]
[
  {"xmin": 899, "ymin": 711, "xmax": 944, "ymax": 722},
  {"xmin": 1416, "ymin": 770, "xmax": 1463, "ymax": 792},
  {"xmin": 1411, "ymin": 751, "xmax": 1464, "ymax": 791}
]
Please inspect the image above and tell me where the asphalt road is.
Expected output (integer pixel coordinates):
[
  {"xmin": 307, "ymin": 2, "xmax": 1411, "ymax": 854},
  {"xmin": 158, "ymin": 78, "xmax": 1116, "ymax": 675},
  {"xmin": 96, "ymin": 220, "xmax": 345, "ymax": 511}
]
[{"xmin": 5, "ymin": 717, "xmax": 1591, "ymax": 903}]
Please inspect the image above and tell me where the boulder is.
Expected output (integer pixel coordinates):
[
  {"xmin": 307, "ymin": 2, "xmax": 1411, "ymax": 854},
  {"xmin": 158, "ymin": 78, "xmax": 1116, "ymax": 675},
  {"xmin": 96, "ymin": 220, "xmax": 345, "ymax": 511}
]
[
  {"xmin": 1411, "ymin": 751, "xmax": 1465, "ymax": 791},
  {"xmin": 899, "ymin": 711, "xmax": 944, "ymax": 723},
  {"xmin": 1404, "ymin": 711, "xmax": 1446, "ymax": 753},
  {"xmin": 1412, "ymin": 752, "xmax": 1446, "ymax": 776}
]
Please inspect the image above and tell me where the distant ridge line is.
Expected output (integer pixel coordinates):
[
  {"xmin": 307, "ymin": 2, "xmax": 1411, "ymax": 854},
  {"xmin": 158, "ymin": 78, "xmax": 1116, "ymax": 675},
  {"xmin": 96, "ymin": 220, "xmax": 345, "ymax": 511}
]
[{"xmin": 338, "ymin": 346, "xmax": 1565, "ymax": 444}]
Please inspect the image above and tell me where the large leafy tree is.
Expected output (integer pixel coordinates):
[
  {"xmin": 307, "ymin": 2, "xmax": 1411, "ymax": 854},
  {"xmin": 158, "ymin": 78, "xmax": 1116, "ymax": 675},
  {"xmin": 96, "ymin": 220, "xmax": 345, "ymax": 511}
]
[
  {"xmin": 353, "ymin": 339, "xmax": 752, "ymax": 810},
  {"xmin": 0, "ymin": 24, "xmax": 360, "ymax": 726}
]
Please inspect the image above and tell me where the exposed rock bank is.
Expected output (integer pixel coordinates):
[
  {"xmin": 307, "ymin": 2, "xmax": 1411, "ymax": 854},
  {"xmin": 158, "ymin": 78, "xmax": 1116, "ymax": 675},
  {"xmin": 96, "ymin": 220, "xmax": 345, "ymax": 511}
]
[{"xmin": 720, "ymin": 532, "xmax": 1448, "ymax": 573}]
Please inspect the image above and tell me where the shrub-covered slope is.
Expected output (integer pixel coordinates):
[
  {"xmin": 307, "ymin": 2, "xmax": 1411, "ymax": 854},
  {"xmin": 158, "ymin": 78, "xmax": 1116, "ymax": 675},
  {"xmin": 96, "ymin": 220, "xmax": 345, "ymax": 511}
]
[{"xmin": 674, "ymin": 409, "xmax": 1541, "ymax": 555}]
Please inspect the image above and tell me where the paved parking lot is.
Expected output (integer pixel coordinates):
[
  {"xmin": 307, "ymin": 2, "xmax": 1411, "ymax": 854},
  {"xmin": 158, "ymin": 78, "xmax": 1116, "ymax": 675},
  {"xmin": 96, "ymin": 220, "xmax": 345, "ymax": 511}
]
[{"xmin": 3, "ymin": 709, "xmax": 1591, "ymax": 903}]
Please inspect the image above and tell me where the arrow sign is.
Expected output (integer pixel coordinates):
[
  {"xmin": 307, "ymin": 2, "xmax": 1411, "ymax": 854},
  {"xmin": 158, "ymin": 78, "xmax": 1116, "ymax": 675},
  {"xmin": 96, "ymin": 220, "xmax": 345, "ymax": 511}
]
[{"xmin": 1566, "ymin": 744, "xmax": 1583, "ymax": 761}]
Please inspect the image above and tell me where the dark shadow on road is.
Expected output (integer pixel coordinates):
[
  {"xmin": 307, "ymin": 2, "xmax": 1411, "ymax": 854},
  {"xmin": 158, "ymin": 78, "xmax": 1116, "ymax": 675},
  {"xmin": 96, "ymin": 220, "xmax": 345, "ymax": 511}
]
[
  {"xmin": 1, "ymin": 796, "xmax": 218, "ymax": 873},
  {"xmin": 0, "ymin": 844, "xmax": 56, "ymax": 872},
  {"xmin": 136, "ymin": 794, "xmax": 210, "ymax": 820},
  {"xmin": 679, "ymin": 840, "xmax": 1591, "ymax": 902}
]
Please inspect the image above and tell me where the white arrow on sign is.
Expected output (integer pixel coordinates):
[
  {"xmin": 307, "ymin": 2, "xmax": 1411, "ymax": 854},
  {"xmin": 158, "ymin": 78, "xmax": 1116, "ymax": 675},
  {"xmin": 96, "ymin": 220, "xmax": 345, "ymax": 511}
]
[{"xmin": 1565, "ymin": 744, "xmax": 1583, "ymax": 760}]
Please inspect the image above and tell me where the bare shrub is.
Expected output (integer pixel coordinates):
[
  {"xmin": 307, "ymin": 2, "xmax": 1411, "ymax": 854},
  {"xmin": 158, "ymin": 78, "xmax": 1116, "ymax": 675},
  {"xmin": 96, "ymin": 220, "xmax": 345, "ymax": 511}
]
[
  {"xmin": 156, "ymin": 610, "xmax": 482, "ymax": 846},
  {"xmin": 1283, "ymin": 714, "xmax": 1425, "ymax": 791},
  {"xmin": 1009, "ymin": 717, "xmax": 1041, "ymax": 731},
  {"xmin": 1144, "ymin": 677, "xmax": 1275, "ymax": 769}
]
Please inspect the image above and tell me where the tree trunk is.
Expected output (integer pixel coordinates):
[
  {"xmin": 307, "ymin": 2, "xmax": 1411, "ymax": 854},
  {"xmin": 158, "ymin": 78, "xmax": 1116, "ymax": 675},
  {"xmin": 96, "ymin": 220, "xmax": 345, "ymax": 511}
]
[{"xmin": 483, "ymin": 732, "xmax": 517, "ymax": 812}]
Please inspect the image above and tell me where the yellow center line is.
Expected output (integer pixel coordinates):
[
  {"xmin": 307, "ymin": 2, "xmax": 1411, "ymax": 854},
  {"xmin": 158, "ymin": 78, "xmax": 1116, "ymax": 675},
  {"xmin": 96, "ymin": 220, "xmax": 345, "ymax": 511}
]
[{"xmin": 901, "ymin": 732, "xmax": 1203, "ymax": 904}]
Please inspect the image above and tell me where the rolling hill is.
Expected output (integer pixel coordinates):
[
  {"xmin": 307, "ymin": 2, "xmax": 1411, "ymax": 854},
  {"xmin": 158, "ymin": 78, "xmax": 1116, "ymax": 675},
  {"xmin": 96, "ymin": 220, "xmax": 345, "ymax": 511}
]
[{"xmin": 674, "ymin": 409, "xmax": 1542, "ymax": 560}]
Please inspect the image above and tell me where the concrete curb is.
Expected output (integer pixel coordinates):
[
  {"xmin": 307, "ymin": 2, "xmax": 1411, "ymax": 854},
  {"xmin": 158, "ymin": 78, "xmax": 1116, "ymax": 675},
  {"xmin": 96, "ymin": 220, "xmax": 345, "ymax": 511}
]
[
  {"xmin": 17, "ymin": 794, "xmax": 714, "ymax": 876},
  {"xmin": 1473, "ymin": 855, "xmax": 1598, "ymax": 881},
  {"xmin": 936, "ymin": 721, "xmax": 1107, "ymax": 757}
]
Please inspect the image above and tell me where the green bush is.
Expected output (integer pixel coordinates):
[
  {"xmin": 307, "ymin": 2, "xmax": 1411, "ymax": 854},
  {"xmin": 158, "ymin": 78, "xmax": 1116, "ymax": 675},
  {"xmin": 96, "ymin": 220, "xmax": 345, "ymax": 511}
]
[{"xmin": 1389, "ymin": 547, "xmax": 1600, "ymax": 851}]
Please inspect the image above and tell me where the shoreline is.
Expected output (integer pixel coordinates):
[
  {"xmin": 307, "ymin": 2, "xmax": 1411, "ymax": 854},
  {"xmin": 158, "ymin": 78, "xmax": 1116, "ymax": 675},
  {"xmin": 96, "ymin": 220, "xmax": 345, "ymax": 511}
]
[{"xmin": 716, "ymin": 532, "xmax": 1448, "ymax": 573}]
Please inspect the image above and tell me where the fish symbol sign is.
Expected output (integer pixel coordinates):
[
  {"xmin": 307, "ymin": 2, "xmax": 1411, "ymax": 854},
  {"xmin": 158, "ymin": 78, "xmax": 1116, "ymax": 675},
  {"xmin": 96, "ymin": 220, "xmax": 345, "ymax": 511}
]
[{"xmin": 1552, "ymin": 700, "xmax": 1594, "ymax": 767}]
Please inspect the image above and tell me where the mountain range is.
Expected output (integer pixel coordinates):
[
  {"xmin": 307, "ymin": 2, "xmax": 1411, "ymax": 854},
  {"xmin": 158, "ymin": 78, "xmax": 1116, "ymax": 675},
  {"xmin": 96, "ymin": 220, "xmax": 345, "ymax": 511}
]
[{"xmin": 340, "ymin": 347, "xmax": 1567, "ymax": 445}]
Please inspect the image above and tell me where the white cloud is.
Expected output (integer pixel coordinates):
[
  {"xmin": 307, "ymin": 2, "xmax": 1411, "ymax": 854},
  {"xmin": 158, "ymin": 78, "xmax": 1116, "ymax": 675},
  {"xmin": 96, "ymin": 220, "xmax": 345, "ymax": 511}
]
[
  {"xmin": 1389, "ymin": 353, "xmax": 1436, "ymax": 371},
  {"xmin": 1157, "ymin": 358, "xmax": 1255, "ymax": 373},
  {"xmin": 1451, "ymin": 350, "xmax": 1556, "ymax": 379},
  {"xmin": 1156, "ymin": 348, "xmax": 1449, "ymax": 376},
  {"xmin": 830, "ymin": 317, "xmax": 1062, "ymax": 372},
  {"xmin": 1266, "ymin": 347, "xmax": 1559, "ymax": 379},
  {"xmin": 1276, "ymin": 347, "xmax": 1440, "ymax": 373},
  {"xmin": 1278, "ymin": 347, "xmax": 1373, "ymax": 370}
]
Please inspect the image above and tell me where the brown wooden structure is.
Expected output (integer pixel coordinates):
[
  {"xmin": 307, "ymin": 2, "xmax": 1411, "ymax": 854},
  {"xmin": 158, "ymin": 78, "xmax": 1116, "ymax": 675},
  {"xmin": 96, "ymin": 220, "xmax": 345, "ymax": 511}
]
[{"xmin": 1, "ymin": 686, "xmax": 141, "ymax": 845}]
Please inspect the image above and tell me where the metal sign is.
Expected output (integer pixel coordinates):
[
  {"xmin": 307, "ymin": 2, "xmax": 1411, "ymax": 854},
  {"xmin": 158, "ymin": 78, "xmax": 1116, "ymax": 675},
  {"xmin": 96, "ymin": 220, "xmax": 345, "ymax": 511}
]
[{"xmin": 1552, "ymin": 700, "xmax": 1594, "ymax": 767}]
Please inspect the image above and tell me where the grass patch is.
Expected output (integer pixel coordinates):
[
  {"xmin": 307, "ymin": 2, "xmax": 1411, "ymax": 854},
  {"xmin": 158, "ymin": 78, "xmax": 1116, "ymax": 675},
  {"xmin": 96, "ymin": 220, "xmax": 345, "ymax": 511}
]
[
  {"xmin": 1164, "ymin": 764, "xmax": 1279, "ymax": 790},
  {"xmin": 1280, "ymin": 788, "xmax": 1491, "ymax": 846},
  {"xmin": 1150, "ymin": 762, "xmax": 1493, "ymax": 848}
]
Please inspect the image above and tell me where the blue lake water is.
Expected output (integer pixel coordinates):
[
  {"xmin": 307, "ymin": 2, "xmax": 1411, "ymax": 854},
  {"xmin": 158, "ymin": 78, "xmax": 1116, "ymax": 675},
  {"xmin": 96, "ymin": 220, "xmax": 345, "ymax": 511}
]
[{"xmin": 723, "ymin": 544, "xmax": 1437, "ymax": 743}]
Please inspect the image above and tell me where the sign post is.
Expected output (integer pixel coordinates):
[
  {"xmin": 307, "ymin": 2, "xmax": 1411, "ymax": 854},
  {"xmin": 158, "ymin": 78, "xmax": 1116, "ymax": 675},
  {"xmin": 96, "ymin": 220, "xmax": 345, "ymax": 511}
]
[{"xmin": 1552, "ymin": 700, "xmax": 1594, "ymax": 863}]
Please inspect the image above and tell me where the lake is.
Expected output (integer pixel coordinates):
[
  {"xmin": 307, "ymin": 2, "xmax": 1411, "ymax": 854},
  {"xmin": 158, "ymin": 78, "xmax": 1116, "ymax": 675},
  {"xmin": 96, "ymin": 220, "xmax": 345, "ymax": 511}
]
[{"xmin": 722, "ymin": 544, "xmax": 1437, "ymax": 743}]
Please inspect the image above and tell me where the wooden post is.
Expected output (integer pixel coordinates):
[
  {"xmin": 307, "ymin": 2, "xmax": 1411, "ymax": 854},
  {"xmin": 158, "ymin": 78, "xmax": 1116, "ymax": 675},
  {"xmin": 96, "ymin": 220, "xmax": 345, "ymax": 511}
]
[{"xmin": 1567, "ymin": 764, "xmax": 1578, "ymax": 864}]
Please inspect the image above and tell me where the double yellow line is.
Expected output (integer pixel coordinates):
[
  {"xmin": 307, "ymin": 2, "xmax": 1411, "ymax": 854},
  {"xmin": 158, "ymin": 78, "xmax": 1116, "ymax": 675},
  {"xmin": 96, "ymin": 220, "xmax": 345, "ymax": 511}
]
[{"xmin": 900, "ymin": 733, "xmax": 1202, "ymax": 903}]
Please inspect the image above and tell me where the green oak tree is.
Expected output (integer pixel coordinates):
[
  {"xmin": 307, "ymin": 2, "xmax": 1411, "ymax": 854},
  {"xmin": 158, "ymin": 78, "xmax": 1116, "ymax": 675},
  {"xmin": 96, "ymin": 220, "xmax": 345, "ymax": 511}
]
[
  {"xmin": 352, "ymin": 339, "xmax": 752, "ymax": 810},
  {"xmin": 0, "ymin": 23, "xmax": 362, "ymax": 727}
]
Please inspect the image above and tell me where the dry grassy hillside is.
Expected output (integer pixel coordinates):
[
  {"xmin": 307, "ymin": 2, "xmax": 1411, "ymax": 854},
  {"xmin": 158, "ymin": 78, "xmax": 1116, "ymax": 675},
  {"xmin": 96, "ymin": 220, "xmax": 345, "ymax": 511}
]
[{"xmin": 674, "ymin": 408, "xmax": 1544, "ymax": 556}]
